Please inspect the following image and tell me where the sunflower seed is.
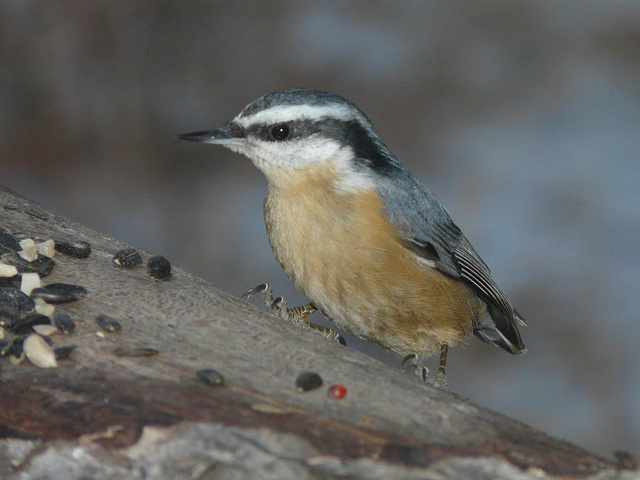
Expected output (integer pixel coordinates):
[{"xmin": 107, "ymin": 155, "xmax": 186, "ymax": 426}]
[
  {"xmin": 96, "ymin": 314, "xmax": 121, "ymax": 332},
  {"xmin": 1, "ymin": 253, "xmax": 55, "ymax": 276},
  {"xmin": 147, "ymin": 256, "xmax": 171, "ymax": 280},
  {"xmin": 9, "ymin": 313, "xmax": 50, "ymax": 335},
  {"xmin": 295, "ymin": 371, "xmax": 323, "ymax": 392},
  {"xmin": 0, "ymin": 228, "xmax": 21, "ymax": 252},
  {"xmin": 53, "ymin": 345, "xmax": 76, "ymax": 360},
  {"xmin": 53, "ymin": 313, "xmax": 76, "ymax": 334},
  {"xmin": 55, "ymin": 240, "xmax": 91, "ymax": 259},
  {"xmin": 0, "ymin": 287, "xmax": 35, "ymax": 313},
  {"xmin": 112, "ymin": 248, "xmax": 142, "ymax": 268},
  {"xmin": 196, "ymin": 368, "xmax": 224, "ymax": 387},
  {"xmin": 30, "ymin": 283, "xmax": 88, "ymax": 304},
  {"xmin": 0, "ymin": 309, "xmax": 18, "ymax": 328}
]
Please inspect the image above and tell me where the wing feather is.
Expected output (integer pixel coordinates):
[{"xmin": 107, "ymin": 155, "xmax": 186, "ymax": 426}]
[{"xmin": 375, "ymin": 169, "xmax": 525, "ymax": 354}]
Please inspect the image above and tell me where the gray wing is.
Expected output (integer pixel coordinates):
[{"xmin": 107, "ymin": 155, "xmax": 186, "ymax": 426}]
[{"xmin": 376, "ymin": 171, "xmax": 525, "ymax": 355}]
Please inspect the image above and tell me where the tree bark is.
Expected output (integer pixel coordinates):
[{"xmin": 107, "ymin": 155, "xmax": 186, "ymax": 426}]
[{"xmin": 0, "ymin": 185, "xmax": 635, "ymax": 479}]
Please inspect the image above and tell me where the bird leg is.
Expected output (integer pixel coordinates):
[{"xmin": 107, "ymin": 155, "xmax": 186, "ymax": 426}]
[
  {"xmin": 435, "ymin": 343, "xmax": 448, "ymax": 388},
  {"xmin": 242, "ymin": 283, "xmax": 345, "ymax": 344},
  {"xmin": 402, "ymin": 342, "xmax": 449, "ymax": 390}
]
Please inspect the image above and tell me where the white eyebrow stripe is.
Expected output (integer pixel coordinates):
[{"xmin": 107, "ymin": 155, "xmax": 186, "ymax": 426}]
[{"xmin": 235, "ymin": 104, "xmax": 363, "ymax": 128}]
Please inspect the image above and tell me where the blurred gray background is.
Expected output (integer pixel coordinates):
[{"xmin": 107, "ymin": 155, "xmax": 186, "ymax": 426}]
[{"xmin": 2, "ymin": 1, "xmax": 639, "ymax": 457}]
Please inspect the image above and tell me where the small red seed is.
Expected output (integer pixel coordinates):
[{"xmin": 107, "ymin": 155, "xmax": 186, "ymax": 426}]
[{"xmin": 328, "ymin": 384, "xmax": 347, "ymax": 399}]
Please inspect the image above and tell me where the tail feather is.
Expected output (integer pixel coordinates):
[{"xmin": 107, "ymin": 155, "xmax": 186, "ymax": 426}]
[{"xmin": 473, "ymin": 302, "xmax": 526, "ymax": 355}]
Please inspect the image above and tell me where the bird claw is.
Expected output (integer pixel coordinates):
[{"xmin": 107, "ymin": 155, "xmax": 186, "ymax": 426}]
[
  {"xmin": 270, "ymin": 296, "xmax": 292, "ymax": 321},
  {"xmin": 242, "ymin": 283, "xmax": 273, "ymax": 304},
  {"xmin": 402, "ymin": 352, "xmax": 448, "ymax": 390},
  {"xmin": 242, "ymin": 283, "xmax": 344, "ymax": 344}
]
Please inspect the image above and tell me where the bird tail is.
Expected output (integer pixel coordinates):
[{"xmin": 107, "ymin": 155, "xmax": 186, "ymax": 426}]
[{"xmin": 473, "ymin": 303, "xmax": 527, "ymax": 355}]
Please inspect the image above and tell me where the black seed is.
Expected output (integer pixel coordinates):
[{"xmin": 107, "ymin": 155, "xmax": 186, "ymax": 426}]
[
  {"xmin": 9, "ymin": 313, "xmax": 50, "ymax": 335},
  {"xmin": 53, "ymin": 345, "xmax": 76, "ymax": 360},
  {"xmin": 0, "ymin": 277, "xmax": 19, "ymax": 289},
  {"xmin": 147, "ymin": 256, "xmax": 171, "ymax": 280},
  {"xmin": 196, "ymin": 368, "xmax": 224, "ymax": 387},
  {"xmin": 53, "ymin": 313, "xmax": 76, "ymax": 334},
  {"xmin": 0, "ymin": 253, "xmax": 55, "ymax": 277},
  {"xmin": 0, "ymin": 290, "xmax": 18, "ymax": 311},
  {"xmin": 30, "ymin": 283, "xmax": 88, "ymax": 304},
  {"xmin": 55, "ymin": 240, "xmax": 92, "ymax": 259},
  {"xmin": 6, "ymin": 337, "xmax": 25, "ymax": 357},
  {"xmin": 112, "ymin": 248, "xmax": 142, "ymax": 268},
  {"xmin": 29, "ymin": 255, "xmax": 55, "ymax": 276},
  {"xmin": 0, "ymin": 308, "xmax": 18, "ymax": 328},
  {"xmin": 0, "ymin": 228, "xmax": 21, "ymax": 252},
  {"xmin": 0, "ymin": 340, "xmax": 12, "ymax": 356},
  {"xmin": 295, "ymin": 371, "xmax": 323, "ymax": 392},
  {"xmin": 96, "ymin": 314, "xmax": 122, "ymax": 332},
  {"xmin": 112, "ymin": 346, "xmax": 159, "ymax": 357},
  {"xmin": 0, "ymin": 287, "xmax": 35, "ymax": 313}
]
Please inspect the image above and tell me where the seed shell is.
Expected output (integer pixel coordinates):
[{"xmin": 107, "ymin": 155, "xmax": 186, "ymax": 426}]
[
  {"xmin": 1, "ymin": 253, "xmax": 55, "ymax": 276},
  {"xmin": 0, "ymin": 308, "xmax": 18, "ymax": 328},
  {"xmin": 53, "ymin": 313, "xmax": 76, "ymax": 334},
  {"xmin": 196, "ymin": 368, "xmax": 224, "ymax": 387},
  {"xmin": 295, "ymin": 371, "xmax": 323, "ymax": 392},
  {"xmin": 0, "ymin": 228, "xmax": 21, "ymax": 252},
  {"xmin": 35, "ymin": 239, "xmax": 55, "ymax": 258},
  {"xmin": 0, "ymin": 287, "xmax": 35, "ymax": 313},
  {"xmin": 147, "ymin": 256, "xmax": 171, "ymax": 280},
  {"xmin": 20, "ymin": 272, "xmax": 41, "ymax": 296},
  {"xmin": 30, "ymin": 283, "xmax": 88, "ymax": 304},
  {"xmin": 53, "ymin": 345, "xmax": 76, "ymax": 361},
  {"xmin": 18, "ymin": 239, "xmax": 38, "ymax": 262},
  {"xmin": 6, "ymin": 338, "xmax": 25, "ymax": 358},
  {"xmin": 34, "ymin": 298, "xmax": 55, "ymax": 317},
  {"xmin": 9, "ymin": 313, "xmax": 50, "ymax": 335},
  {"xmin": 0, "ymin": 263, "xmax": 18, "ymax": 278},
  {"xmin": 18, "ymin": 248, "xmax": 38, "ymax": 262},
  {"xmin": 96, "ymin": 314, "xmax": 122, "ymax": 332},
  {"xmin": 55, "ymin": 240, "xmax": 91, "ymax": 259},
  {"xmin": 112, "ymin": 248, "xmax": 142, "ymax": 268},
  {"xmin": 33, "ymin": 324, "xmax": 59, "ymax": 336},
  {"xmin": 0, "ymin": 339, "xmax": 13, "ymax": 356},
  {"xmin": 10, "ymin": 351, "xmax": 25, "ymax": 365}
]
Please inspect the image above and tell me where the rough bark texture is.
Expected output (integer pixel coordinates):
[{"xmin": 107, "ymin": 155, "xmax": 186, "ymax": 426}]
[{"xmin": 0, "ymin": 185, "xmax": 636, "ymax": 480}]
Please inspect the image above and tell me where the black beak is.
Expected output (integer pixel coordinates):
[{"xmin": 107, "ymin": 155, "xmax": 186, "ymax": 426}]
[
  {"xmin": 177, "ymin": 128, "xmax": 230, "ymax": 143},
  {"xmin": 178, "ymin": 124, "xmax": 245, "ymax": 145}
]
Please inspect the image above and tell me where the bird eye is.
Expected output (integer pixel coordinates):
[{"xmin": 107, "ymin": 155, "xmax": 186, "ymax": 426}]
[{"xmin": 270, "ymin": 124, "xmax": 290, "ymax": 141}]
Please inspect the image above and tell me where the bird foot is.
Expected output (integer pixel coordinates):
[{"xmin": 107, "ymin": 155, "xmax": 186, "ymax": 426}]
[
  {"xmin": 242, "ymin": 283, "xmax": 345, "ymax": 345},
  {"xmin": 402, "ymin": 347, "xmax": 448, "ymax": 390}
]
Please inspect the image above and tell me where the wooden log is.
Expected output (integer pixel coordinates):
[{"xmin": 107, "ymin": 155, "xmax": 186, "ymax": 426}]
[{"xmin": 0, "ymin": 185, "xmax": 635, "ymax": 479}]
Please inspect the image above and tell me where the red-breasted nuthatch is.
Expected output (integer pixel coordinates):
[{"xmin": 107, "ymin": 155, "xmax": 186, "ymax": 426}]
[{"xmin": 179, "ymin": 89, "xmax": 526, "ymax": 387}]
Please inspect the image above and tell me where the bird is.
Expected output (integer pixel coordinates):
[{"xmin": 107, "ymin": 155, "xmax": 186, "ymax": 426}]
[{"xmin": 179, "ymin": 88, "xmax": 526, "ymax": 388}]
